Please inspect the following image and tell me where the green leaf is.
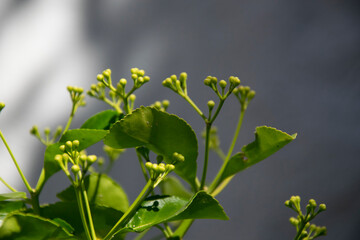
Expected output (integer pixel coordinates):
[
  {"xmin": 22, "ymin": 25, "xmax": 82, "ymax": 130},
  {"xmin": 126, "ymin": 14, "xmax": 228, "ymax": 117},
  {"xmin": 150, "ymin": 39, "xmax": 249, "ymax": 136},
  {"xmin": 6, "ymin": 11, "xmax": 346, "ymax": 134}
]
[
  {"xmin": 43, "ymin": 129, "xmax": 108, "ymax": 181},
  {"xmin": 40, "ymin": 202, "xmax": 124, "ymax": 239},
  {"xmin": 125, "ymin": 191, "xmax": 228, "ymax": 233},
  {"xmin": 81, "ymin": 110, "xmax": 123, "ymax": 130},
  {"xmin": 220, "ymin": 126, "xmax": 296, "ymax": 182},
  {"xmin": 57, "ymin": 173, "xmax": 129, "ymax": 212},
  {"xmin": 159, "ymin": 176, "xmax": 192, "ymax": 199},
  {"xmin": 0, "ymin": 201, "xmax": 26, "ymax": 227},
  {"xmin": 0, "ymin": 192, "xmax": 26, "ymax": 201},
  {"xmin": 104, "ymin": 107, "xmax": 198, "ymax": 188},
  {"xmin": 0, "ymin": 213, "xmax": 77, "ymax": 239}
]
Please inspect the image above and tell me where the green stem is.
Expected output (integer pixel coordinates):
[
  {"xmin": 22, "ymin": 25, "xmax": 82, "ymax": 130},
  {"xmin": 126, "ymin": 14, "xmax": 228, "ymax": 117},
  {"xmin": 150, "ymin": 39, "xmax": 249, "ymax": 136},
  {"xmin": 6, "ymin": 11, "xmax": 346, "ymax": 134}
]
[
  {"xmin": 200, "ymin": 122, "xmax": 211, "ymax": 190},
  {"xmin": 0, "ymin": 177, "xmax": 17, "ymax": 192},
  {"xmin": 182, "ymin": 95, "xmax": 207, "ymax": 121},
  {"xmin": 62, "ymin": 111, "xmax": 74, "ymax": 137},
  {"xmin": 30, "ymin": 191, "xmax": 41, "ymax": 215},
  {"xmin": 173, "ymin": 219, "xmax": 194, "ymax": 238},
  {"xmin": 104, "ymin": 179, "xmax": 154, "ymax": 240},
  {"xmin": 210, "ymin": 99, "xmax": 225, "ymax": 123},
  {"xmin": 74, "ymin": 185, "xmax": 92, "ymax": 240},
  {"xmin": 208, "ymin": 109, "xmax": 245, "ymax": 194},
  {"xmin": 136, "ymin": 151, "xmax": 149, "ymax": 182},
  {"xmin": 81, "ymin": 181, "xmax": 97, "ymax": 239},
  {"xmin": 0, "ymin": 130, "xmax": 33, "ymax": 193}
]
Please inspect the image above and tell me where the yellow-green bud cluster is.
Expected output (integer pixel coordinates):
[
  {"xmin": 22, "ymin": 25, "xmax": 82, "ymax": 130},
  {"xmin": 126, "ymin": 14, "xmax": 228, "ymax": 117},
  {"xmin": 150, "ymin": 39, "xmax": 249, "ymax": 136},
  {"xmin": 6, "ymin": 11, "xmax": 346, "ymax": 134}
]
[
  {"xmin": 203, "ymin": 75, "xmax": 241, "ymax": 99},
  {"xmin": 232, "ymin": 85, "xmax": 256, "ymax": 110},
  {"xmin": 30, "ymin": 125, "xmax": 63, "ymax": 145},
  {"xmin": 162, "ymin": 72, "xmax": 188, "ymax": 96},
  {"xmin": 88, "ymin": 82, "xmax": 107, "ymax": 100},
  {"xmin": 151, "ymin": 100, "xmax": 170, "ymax": 112},
  {"xmin": 130, "ymin": 68, "xmax": 150, "ymax": 88},
  {"xmin": 172, "ymin": 152, "xmax": 185, "ymax": 164},
  {"xmin": 285, "ymin": 196, "xmax": 327, "ymax": 239},
  {"xmin": 145, "ymin": 161, "xmax": 175, "ymax": 182},
  {"xmin": 67, "ymin": 86, "xmax": 86, "ymax": 108},
  {"xmin": 0, "ymin": 102, "xmax": 5, "ymax": 112}
]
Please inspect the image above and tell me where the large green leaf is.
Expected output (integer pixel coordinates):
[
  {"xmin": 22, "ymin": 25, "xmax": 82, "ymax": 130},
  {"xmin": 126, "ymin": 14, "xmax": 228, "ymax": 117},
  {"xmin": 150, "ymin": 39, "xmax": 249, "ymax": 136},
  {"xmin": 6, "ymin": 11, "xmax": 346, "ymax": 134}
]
[
  {"xmin": 0, "ymin": 201, "xmax": 25, "ymax": 227},
  {"xmin": 43, "ymin": 129, "xmax": 108, "ymax": 181},
  {"xmin": 124, "ymin": 191, "xmax": 228, "ymax": 233},
  {"xmin": 0, "ymin": 213, "xmax": 76, "ymax": 239},
  {"xmin": 104, "ymin": 107, "xmax": 198, "ymax": 188},
  {"xmin": 81, "ymin": 110, "xmax": 122, "ymax": 130},
  {"xmin": 40, "ymin": 202, "xmax": 124, "ymax": 239},
  {"xmin": 219, "ymin": 126, "xmax": 296, "ymax": 183},
  {"xmin": 0, "ymin": 192, "xmax": 26, "ymax": 201},
  {"xmin": 57, "ymin": 173, "xmax": 129, "ymax": 212}
]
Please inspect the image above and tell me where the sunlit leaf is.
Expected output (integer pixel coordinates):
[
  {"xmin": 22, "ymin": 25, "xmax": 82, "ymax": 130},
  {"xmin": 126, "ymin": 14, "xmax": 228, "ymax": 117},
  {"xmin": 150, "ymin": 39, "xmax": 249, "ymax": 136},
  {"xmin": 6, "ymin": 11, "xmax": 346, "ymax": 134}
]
[{"xmin": 81, "ymin": 109, "xmax": 122, "ymax": 130}]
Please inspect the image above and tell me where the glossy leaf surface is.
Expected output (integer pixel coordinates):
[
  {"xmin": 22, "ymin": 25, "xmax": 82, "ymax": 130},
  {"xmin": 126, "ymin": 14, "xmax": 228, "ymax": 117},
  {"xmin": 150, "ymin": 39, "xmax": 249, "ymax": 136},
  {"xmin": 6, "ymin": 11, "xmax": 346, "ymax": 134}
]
[
  {"xmin": 125, "ymin": 191, "xmax": 228, "ymax": 233},
  {"xmin": 105, "ymin": 107, "xmax": 198, "ymax": 187},
  {"xmin": 43, "ymin": 129, "xmax": 108, "ymax": 181},
  {"xmin": 0, "ymin": 192, "xmax": 26, "ymax": 201},
  {"xmin": 220, "ymin": 126, "xmax": 296, "ymax": 182},
  {"xmin": 57, "ymin": 173, "xmax": 129, "ymax": 212},
  {"xmin": 0, "ymin": 213, "xmax": 76, "ymax": 239},
  {"xmin": 40, "ymin": 202, "xmax": 124, "ymax": 239},
  {"xmin": 0, "ymin": 201, "xmax": 25, "ymax": 227},
  {"xmin": 81, "ymin": 109, "xmax": 122, "ymax": 130}
]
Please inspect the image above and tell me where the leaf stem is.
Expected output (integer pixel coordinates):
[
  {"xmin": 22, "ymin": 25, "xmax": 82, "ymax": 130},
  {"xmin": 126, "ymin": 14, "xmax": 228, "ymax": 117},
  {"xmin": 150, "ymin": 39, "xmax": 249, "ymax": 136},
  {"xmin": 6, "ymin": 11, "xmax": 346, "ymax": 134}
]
[
  {"xmin": 208, "ymin": 109, "xmax": 245, "ymax": 194},
  {"xmin": 0, "ymin": 130, "xmax": 33, "ymax": 194},
  {"xmin": 0, "ymin": 177, "xmax": 17, "ymax": 192},
  {"xmin": 74, "ymin": 184, "xmax": 92, "ymax": 240},
  {"xmin": 104, "ymin": 179, "xmax": 154, "ymax": 240},
  {"xmin": 200, "ymin": 122, "xmax": 211, "ymax": 190}
]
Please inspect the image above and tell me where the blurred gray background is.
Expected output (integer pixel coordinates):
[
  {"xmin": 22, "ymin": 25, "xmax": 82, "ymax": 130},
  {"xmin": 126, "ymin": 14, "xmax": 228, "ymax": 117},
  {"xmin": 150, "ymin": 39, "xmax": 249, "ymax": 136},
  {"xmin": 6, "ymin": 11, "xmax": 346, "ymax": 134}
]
[{"xmin": 0, "ymin": 0, "xmax": 359, "ymax": 239}]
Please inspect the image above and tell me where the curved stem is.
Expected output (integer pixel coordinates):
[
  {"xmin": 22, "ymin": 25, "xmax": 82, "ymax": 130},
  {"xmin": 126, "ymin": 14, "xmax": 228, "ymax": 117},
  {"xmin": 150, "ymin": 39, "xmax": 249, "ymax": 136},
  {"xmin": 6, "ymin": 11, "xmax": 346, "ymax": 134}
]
[
  {"xmin": 0, "ymin": 130, "xmax": 33, "ymax": 193},
  {"xmin": 0, "ymin": 177, "xmax": 17, "ymax": 192},
  {"xmin": 104, "ymin": 179, "xmax": 154, "ymax": 240},
  {"xmin": 81, "ymin": 181, "xmax": 97, "ymax": 239},
  {"xmin": 200, "ymin": 123, "xmax": 211, "ymax": 190},
  {"xmin": 208, "ymin": 109, "xmax": 245, "ymax": 194}
]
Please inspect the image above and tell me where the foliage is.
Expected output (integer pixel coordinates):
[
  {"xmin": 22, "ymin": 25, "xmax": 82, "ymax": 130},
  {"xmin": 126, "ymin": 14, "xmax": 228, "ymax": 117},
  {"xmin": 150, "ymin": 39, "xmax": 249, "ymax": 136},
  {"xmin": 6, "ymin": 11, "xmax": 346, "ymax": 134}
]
[{"xmin": 0, "ymin": 68, "xmax": 325, "ymax": 239}]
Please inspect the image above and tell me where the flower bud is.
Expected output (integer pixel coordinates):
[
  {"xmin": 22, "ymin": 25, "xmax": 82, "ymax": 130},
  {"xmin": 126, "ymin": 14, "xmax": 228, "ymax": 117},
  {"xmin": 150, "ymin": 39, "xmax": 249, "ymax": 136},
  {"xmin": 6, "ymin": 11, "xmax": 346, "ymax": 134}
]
[
  {"xmin": 289, "ymin": 217, "xmax": 298, "ymax": 226},
  {"xmin": 131, "ymin": 74, "xmax": 138, "ymax": 80},
  {"xmin": 170, "ymin": 75, "xmax": 177, "ymax": 81},
  {"xmin": 137, "ymin": 77, "xmax": 144, "ymax": 84},
  {"xmin": 173, "ymin": 152, "xmax": 185, "ymax": 162},
  {"xmin": 143, "ymin": 76, "xmax": 150, "ymax": 82},
  {"xmin": 158, "ymin": 163, "xmax": 166, "ymax": 173},
  {"xmin": 162, "ymin": 100, "xmax": 170, "ymax": 109},
  {"xmin": 0, "ymin": 102, "xmax": 5, "ymax": 112},
  {"xmin": 210, "ymin": 76, "xmax": 218, "ymax": 84},
  {"xmin": 207, "ymin": 100, "xmax": 215, "ymax": 110},
  {"xmin": 179, "ymin": 72, "xmax": 187, "ymax": 83},
  {"xmin": 145, "ymin": 162, "xmax": 153, "ymax": 170},
  {"xmin": 30, "ymin": 125, "xmax": 39, "ymax": 135},
  {"xmin": 229, "ymin": 76, "xmax": 240, "ymax": 86},
  {"xmin": 120, "ymin": 78, "xmax": 127, "ymax": 86},
  {"xmin": 72, "ymin": 140, "xmax": 80, "ymax": 149},
  {"xmin": 247, "ymin": 90, "xmax": 256, "ymax": 101},
  {"xmin": 71, "ymin": 165, "xmax": 81, "ymax": 174},
  {"xmin": 87, "ymin": 155, "xmax": 97, "ymax": 164},
  {"xmin": 152, "ymin": 163, "xmax": 159, "ymax": 172},
  {"xmin": 54, "ymin": 154, "xmax": 63, "ymax": 163},
  {"xmin": 62, "ymin": 154, "xmax": 69, "ymax": 162},
  {"xmin": 79, "ymin": 154, "xmax": 87, "ymax": 163},
  {"xmin": 219, "ymin": 80, "xmax": 227, "ymax": 88},
  {"xmin": 59, "ymin": 145, "xmax": 66, "ymax": 152},
  {"xmin": 138, "ymin": 69, "xmax": 145, "ymax": 76},
  {"xmin": 103, "ymin": 69, "xmax": 111, "ymax": 78},
  {"xmin": 166, "ymin": 164, "xmax": 175, "ymax": 171},
  {"xmin": 130, "ymin": 68, "xmax": 139, "ymax": 74},
  {"xmin": 97, "ymin": 74, "xmax": 104, "ymax": 81},
  {"xmin": 309, "ymin": 199, "xmax": 317, "ymax": 208},
  {"xmin": 162, "ymin": 78, "xmax": 172, "ymax": 87},
  {"xmin": 65, "ymin": 141, "xmax": 73, "ymax": 149},
  {"xmin": 318, "ymin": 204, "xmax": 326, "ymax": 212},
  {"xmin": 154, "ymin": 101, "xmax": 162, "ymax": 110},
  {"xmin": 129, "ymin": 94, "xmax": 136, "ymax": 102},
  {"xmin": 204, "ymin": 77, "xmax": 211, "ymax": 86}
]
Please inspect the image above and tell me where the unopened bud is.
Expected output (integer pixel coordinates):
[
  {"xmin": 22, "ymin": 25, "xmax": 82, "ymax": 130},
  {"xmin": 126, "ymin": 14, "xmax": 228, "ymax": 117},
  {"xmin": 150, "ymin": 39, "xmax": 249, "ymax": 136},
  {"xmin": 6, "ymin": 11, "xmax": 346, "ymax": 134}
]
[
  {"xmin": 138, "ymin": 69, "xmax": 145, "ymax": 76},
  {"xmin": 204, "ymin": 77, "xmax": 211, "ymax": 86},
  {"xmin": 130, "ymin": 68, "xmax": 139, "ymax": 74},
  {"xmin": 72, "ymin": 140, "xmax": 80, "ymax": 148},
  {"xmin": 210, "ymin": 76, "xmax": 218, "ymax": 84},
  {"xmin": 143, "ymin": 76, "xmax": 150, "ymax": 82},
  {"xmin": 166, "ymin": 164, "xmax": 175, "ymax": 171},
  {"xmin": 87, "ymin": 155, "xmax": 97, "ymax": 163},
  {"xmin": 319, "ymin": 204, "xmax": 326, "ymax": 212},
  {"xmin": 54, "ymin": 154, "xmax": 63, "ymax": 163},
  {"xmin": 71, "ymin": 165, "xmax": 81, "ymax": 174},
  {"xmin": 219, "ymin": 80, "xmax": 227, "ymax": 88},
  {"xmin": 145, "ymin": 162, "xmax": 153, "ymax": 170},
  {"xmin": 229, "ymin": 76, "xmax": 240, "ymax": 86},
  {"xmin": 154, "ymin": 101, "xmax": 162, "ymax": 110},
  {"xmin": 289, "ymin": 217, "xmax": 298, "ymax": 226},
  {"xmin": 131, "ymin": 74, "xmax": 138, "ymax": 80},
  {"xmin": 120, "ymin": 78, "xmax": 127, "ymax": 86},
  {"xmin": 162, "ymin": 100, "xmax": 170, "ymax": 109},
  {"xmin": 309, "ymin": 199, "xmax": 317, "ymax": 208},
  {"xmin": 170, "ymin": 75, "xmax": 177, "ymax": 81},
  {"xmin": 65, "ymin": 141, "xmax": 72, "ymax": 149},
  {"xmin": 79, "ymin": 154, "xmax": 87, "ymax": 163},
  {"xmin": 59, "ymin": 145, "xmax": 66, "ymax": 152},
  {"xmin": 30, "ymin": 125, "xmax": 39, "ymax": 135},
  {"xmin": 129, "ymin": 94, "xmax": 136, "ymax": 102},
  {"xmin": 137, "ymin": 77, "xmax": 144, "ymax": 84},
  {"xmin": 179, "ymin": 72, "xmax": 187, "ymax": 83},
  {"xmin": 247, "ymin": 90, "xmax": 256, "ymax": 101},
  {"xmin": 0, "ymin": 102, "xmax": 5, "ymax": 111},
  {"xmin": 207, "ymin": 100, "xmax": 215, "ymax": 110},
  {"xmin": 103, "ymin": 69, "xmax": 111, "ymax": 78},
  {"xmin": 97, "ymin": 74, "xmax": 104, "ymax": 82}
]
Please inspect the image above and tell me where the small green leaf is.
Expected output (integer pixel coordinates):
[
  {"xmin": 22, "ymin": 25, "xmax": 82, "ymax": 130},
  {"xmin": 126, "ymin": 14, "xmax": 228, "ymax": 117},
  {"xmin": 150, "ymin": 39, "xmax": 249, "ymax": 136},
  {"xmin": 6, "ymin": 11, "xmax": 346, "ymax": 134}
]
[
  {"xmin": 0, "ymin": 213, "xmax": 77, "ymax": 239},
  {"xmin": 125, "ymin": 191, "xmax": 228, "ymax": 233},
  {"xmin": 220, "ymin": 126, "xmax": 296, "ymax": 182},
  {"xmin": 40, "ymin": 202, "xmax": 124, "ymax": 239},
  {"xmin": 43, "ymin": 129, "xmax": 108, "ymax": 181},
  {"xmin": 0, "ymin": 201, "xmax": 26, "ymax": 227},
  {"xmin": 104, "ymin": 107, "xmax": 198, "ymax": 188},
  {"xmin": 57, "ymin": 173, "xmax": 129, "ymax": 212},
  {"xmin": 0, "ymin": 192, "xmax": 26, "ymax": 201},
  {"xmin": 159, "ymin": 176, "xmax": 192, "ymax": 199},
  {"xmin": 81, "ymin": 110, "xmax": 123, "ymax": 130}
]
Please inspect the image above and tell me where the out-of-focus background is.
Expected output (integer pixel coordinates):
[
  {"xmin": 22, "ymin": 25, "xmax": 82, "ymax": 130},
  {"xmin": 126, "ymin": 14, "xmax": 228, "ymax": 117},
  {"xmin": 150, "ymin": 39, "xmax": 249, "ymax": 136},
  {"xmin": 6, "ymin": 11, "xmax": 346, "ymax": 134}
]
[{"xmin": 0, "ymin": 1, "xmax": 359, "ymax": 239}]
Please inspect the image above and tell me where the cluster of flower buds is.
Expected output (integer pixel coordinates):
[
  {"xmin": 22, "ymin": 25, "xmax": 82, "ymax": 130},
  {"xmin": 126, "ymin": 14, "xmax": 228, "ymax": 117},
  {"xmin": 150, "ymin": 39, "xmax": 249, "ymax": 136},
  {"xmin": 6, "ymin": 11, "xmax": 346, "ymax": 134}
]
[
  {"xmin": 87, "ymin": 82, "xmax": 107, "ymax": 100},
  {"xmin": 0, "ymin": 102, "xmax": 5, "ymax": 113},
  {"xmin": 162, "ymin": 73, "xmax": 188, "ymax": 96},
  {"xmin": 285, "ymin": 196, "xmax": 327, "ymax": 239},
  {"xmin": 130, "ymin": 68, "xmax": 150, "ymax": 89},
  {"xmin": 151, "ymin": 100, "xmax": 170, "ymax": 112},
  {"xmin": 55, "ymin": 140, "xmax": 98, "ymax": 181},
  {"xmin": 172, "ymin": 152, "xmax": 185, "ymax": 164},
  {"xmin": 232, "ymin": 85, "xmax": 255, "ymax": 111},
  {"xmin": 67, "ymin": 86, "xmax": 86, "ymax": 116},
  {"xmin": 204, "ymin": 76, "xmax": 241, "ymax": 99},
  {"xmin": 145, "ymin": 161, "xmax": 175, "ymax": 187},
  {"xmin": 30, "ymin": 125, "xmax": 63, "ymax": 146}
]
